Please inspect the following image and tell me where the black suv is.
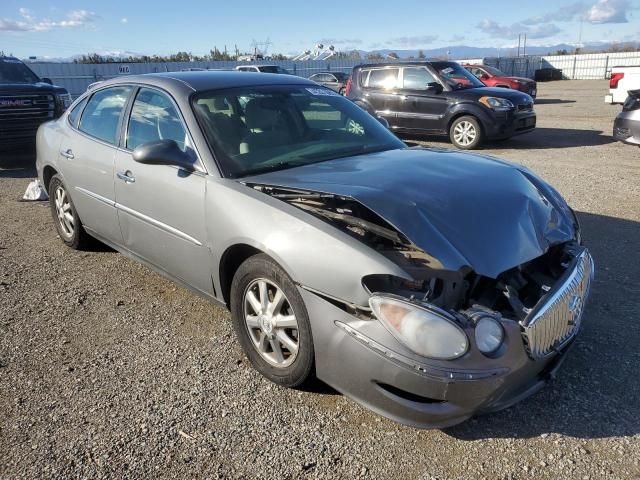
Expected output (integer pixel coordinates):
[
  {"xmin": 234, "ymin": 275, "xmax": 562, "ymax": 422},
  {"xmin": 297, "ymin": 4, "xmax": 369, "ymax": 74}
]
[
  {"xmin": 0, "ymin": 56, "xmax": 71, "ymax": 149},
  {"xmin": 346, "ymin": 61, "xmax": 536, "ymax": 149}
]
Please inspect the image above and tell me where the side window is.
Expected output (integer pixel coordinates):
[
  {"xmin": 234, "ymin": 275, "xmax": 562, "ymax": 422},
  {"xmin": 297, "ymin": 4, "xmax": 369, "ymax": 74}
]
[
  {"xmin": 470, "ymin": 68, "xmax": 484, "ymax": 78},
  {"xmin": 402, "ymin": 67, "xmax": 437, "ymax": 90},
  {"xmin": 366, "ymin": 68, "xmax": 399, "ymax": 89},
  {"xmin": 78, "ymin": 86, "xmax": 132, "ymax": 145},
  {"xmin": 127, "ymin": 88, "xmax": 189, "ymax": 152},
  {"xmin": 67, "ymin": 97, "xmax": 88, "ymax": 128}
]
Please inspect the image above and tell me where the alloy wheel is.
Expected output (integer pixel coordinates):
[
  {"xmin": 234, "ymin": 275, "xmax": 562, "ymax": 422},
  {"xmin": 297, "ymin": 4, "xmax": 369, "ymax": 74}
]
[
  {"xmin": 453, "ymin": 120, "xmax": 477, "ymax": 147},
  {"xmin": 54, "ymin": 185, "xmax": 74, "ymax": 239},
  {"xmin": 243, "ymin": 278, "xmax": 299, "ymax": 367}
]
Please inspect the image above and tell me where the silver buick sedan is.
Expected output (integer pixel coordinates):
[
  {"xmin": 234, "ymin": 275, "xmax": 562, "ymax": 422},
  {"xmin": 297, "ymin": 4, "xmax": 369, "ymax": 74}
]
[{"xmin": 36, "ymin": 71, "xmax": 593, "ymax": 428}]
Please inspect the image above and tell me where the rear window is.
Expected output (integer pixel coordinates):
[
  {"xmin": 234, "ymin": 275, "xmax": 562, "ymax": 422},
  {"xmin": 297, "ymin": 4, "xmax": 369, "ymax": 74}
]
[{"xmin": 364, "ymin": 68, "xmax": 399, "ymax": 89}]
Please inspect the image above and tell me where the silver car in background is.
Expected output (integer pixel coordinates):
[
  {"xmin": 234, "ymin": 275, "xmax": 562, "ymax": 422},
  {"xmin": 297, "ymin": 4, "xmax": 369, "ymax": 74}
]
[
  {"xmin": 613, "ymin": 89, "xmax": 640, "ymax": 146},
  {"xmin": 36, "ymin": 71, "xmax": 593, "ymax": 428}
]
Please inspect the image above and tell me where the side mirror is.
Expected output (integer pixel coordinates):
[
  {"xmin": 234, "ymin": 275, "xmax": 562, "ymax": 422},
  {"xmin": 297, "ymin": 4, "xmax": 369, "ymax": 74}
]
[
  {"xmin": 376, "ymin": 116, "xmax": 390, "ymax": 129},
  {"xmin": 41, "ymin": 77, "xmax": 53, "ymax": 85},
  {"xmin": 425, "ymin": 82, "xmax": 443, "ymax": 94},
  {"xmin": 133, "ymin": 139, "xmax": 195, "ymax": 170}
]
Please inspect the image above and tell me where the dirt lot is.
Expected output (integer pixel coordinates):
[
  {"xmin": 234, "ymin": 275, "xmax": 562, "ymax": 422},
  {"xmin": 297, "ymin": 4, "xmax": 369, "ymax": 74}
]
[{"xmin": 1, "ymin": 80, "xmax": 639, "ymax": 479}]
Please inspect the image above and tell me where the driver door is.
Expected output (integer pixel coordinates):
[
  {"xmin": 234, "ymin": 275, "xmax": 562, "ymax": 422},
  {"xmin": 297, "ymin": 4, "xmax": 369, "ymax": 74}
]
[
  {"xmin": 396, "ymin": 66, "xmax": 448, "ymax": 133},
  {"xmin": 114, "ymin": 87, "xmax": 213, "ymax": 295}
]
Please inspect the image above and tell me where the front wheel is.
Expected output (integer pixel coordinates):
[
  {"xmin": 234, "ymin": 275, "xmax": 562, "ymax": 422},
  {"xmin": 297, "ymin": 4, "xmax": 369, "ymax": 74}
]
[
  {"xmin": 449, "ymin": 116, "xmax": 483, "ymax": 149},
  {"xmin": 230, "ymin": 254, "xmax": 314, "ymax": 388}
]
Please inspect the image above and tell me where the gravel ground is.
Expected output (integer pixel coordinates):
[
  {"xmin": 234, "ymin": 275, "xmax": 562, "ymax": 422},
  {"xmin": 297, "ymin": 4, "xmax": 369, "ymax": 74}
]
[{"xmin": 1, "ymin": 80, "xmax": 639, "ymax": 479}]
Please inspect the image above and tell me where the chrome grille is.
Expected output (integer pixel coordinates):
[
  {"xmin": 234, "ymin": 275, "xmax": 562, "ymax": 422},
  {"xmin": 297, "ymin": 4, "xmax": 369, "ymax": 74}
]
[{"xmin": 521, "ymin": 249, "xmax": 594, "ymax": 359}]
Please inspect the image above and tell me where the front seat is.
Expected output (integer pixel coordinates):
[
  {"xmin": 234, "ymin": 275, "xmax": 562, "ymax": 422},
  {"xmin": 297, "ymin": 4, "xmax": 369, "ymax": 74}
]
[{"xmin": 239, "ymin": 97, "xmax": 294, "ymax": 154}]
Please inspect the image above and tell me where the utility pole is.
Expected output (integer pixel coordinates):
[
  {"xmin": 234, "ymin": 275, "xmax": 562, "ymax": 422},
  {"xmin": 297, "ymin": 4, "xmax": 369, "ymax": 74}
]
[
  {"xmin": 523, "ymin": 33, "xmax": 527, "ymax": 56},
  {"xmin": 517, "ymin": 34, "xmax": 521, "ymax": 57}
]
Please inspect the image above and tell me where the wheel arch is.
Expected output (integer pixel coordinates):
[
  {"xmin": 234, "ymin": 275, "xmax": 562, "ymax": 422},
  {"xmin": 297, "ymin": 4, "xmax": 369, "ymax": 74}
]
[
  {"xmin": 42, "ymin": 165, "xmax": 58, "ymax": 192},
  {"xmin": 218, "ymin": 243, "xmax": 264, "ymax": 308}
]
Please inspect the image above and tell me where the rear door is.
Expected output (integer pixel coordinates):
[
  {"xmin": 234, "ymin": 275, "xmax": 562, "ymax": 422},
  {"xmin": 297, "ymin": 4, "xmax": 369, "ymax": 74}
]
[
  {"xmin": 360, "ymin": 67, "xmax": 401, "ymax": 125},
  {"xmin": 57, "ymin": 85, "xmax": 133, "ymax": 244},
  {"xmin": 113, "ymin": 86, "xmax": 212, "ymax": 295},
  {"xmin": 395, "ymin": 66, "xmax": 449, "ymax": 133}
]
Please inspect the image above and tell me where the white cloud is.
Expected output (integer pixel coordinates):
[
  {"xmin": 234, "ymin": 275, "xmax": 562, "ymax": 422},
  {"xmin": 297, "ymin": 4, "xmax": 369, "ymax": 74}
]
[
  {"xmin": 121, "ymin": 17, "xmax": 128, "ymax": 24},
  {"xmin": 317, "ymin": 38, "xmax": 362, "ymax": 45},
  {"xmin": 586, "ymin": 0, "xmax": 630, "ymax": 23},
  {"xmin": 386, "ymin": 35, "xmax": 438, "ymax": 47},
  {"xmin": 478, "ymin": 19, "xmax": 562, "ymax": 39},
  {"xmin": 0, "ymin": 9, "xmax": 97, "ymax": 32}
]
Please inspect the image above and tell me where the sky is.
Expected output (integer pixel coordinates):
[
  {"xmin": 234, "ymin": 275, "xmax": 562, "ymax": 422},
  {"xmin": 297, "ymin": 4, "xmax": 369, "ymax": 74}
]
[{"xmin": 1, "ymin": 0, "xmax": 639, "ymax": 58}]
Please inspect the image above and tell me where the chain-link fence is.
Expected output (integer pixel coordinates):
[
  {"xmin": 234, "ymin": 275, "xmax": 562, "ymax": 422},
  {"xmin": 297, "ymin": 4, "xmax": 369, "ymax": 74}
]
[{"xmin": 27, "ymin": 51, "xmax": 640, "ymax": 97}]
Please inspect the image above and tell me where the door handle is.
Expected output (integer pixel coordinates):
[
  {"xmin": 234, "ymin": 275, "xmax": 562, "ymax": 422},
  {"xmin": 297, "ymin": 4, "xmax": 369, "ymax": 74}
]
[
  {"xmin": 116, "ymin": 170, "xmax": 135, "ymax": 183},
  {"xmin": 60, "ymin": 149, "xmax": 74, "ymax": 159}
]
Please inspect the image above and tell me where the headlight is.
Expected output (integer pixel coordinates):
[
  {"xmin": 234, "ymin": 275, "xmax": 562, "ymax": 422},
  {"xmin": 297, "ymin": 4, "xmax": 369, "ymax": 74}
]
[
  {"xmin": 60, "ymin": 93, "xmax": 72, "ymax": 110},
  {"xmin": 474, "ymin": 316, "xmax": 504, "ymax": 354},
  {"xmin": 479, "ymin": 96, "xmax": 514, "ymax": 111},
  {"xmin": 369, "ymin": 295, "xmax": 468, "ymax": 360}
]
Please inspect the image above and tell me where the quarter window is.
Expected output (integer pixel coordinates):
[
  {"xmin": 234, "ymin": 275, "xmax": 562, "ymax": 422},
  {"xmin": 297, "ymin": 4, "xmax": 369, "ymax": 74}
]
[
  {"xmin": 402, "ymin": 67, "xmax": 437, "ymax": 90},
  {"xmin": 366, "ymin": 68, "xmax": 399, "ymax": 89},
  {"xmin": 78, "ymin": 86, "xmax": 132, "ymax": 145},
  {"xmin": 127, "ymin": 88, "xmax": 189, "ymax": 151},
  {"xmin": 67, "ymin": 97, "xmax": 88, "ymax": 128}
]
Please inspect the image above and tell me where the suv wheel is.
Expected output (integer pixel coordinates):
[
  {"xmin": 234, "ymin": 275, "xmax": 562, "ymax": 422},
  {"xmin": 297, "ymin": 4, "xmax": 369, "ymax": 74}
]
[
  {"xmin": 450, "ymin": 116, "xmax": 483, "ymax": 149},
  {"xmin": 230, "ymin": 254, "xmax": 314, "ymax": 388},
  {"xmin": 48, "ymin": 174, "xmax": 90, "ymax": 249}
]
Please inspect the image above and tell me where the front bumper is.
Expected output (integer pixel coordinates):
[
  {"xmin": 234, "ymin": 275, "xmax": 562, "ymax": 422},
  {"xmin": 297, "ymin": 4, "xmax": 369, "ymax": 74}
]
[
  {"xmin": 302, "ymin": 288, "xmax": 571, "ymax": 429},
  {"xmin": 613, "ymin": 111, "xmax": 640, "ymax": 146},
  {"xmin": 483, "ymin": 110, "xmax": 536, "ymax": 140}
]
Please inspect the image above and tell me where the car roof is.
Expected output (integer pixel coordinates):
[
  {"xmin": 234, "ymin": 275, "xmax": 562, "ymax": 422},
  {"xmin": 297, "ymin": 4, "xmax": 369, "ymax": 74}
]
[
  {"xmin": 93, "ymin": 71, "xmax": 315, "ymax": 95},
  {"xmin": 355, "ymin": 60, "xmax": 457, "ymax": 69}
]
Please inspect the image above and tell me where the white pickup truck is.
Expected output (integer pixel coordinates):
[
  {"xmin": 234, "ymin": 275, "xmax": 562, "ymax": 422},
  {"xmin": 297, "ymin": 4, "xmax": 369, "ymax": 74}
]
[{"xmin": 605, "ymin": 66, "xmax": 640, "ymax": 104}]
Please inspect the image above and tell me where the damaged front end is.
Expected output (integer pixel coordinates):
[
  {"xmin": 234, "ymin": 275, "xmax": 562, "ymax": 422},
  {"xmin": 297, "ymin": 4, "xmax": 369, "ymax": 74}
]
[{"xmin": 252, "ymin": 181, "xmax": 593, "ymax": 357}]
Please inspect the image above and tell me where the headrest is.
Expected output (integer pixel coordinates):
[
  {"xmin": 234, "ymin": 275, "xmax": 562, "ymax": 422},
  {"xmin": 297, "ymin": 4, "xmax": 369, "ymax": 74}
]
[
  {"xmin": 213, "ymin": 97, "xmax": 227, "ymax": 110},
  {"xmin": 244, "ymin": 97, "xmax": 284, "ymax": 130}
]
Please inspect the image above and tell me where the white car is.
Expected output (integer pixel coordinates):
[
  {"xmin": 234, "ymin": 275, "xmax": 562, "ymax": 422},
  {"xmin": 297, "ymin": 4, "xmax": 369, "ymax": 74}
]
[
  {"xmin": 235, "ymin": 65, "xmax": 292, "ymax": 74},
  {"xmin": 605, "ymin": 66, "xmax": 640, "ymax": 105}
]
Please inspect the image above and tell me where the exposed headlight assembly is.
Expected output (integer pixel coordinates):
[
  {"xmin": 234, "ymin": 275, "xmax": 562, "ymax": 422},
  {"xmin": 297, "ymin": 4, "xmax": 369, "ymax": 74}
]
[
  {"xmin": 479, "ymin": 96, "xmax": 514, "ymax": 111},
  {"xmin": 369, "ymin": 295, "xmax": 468, "ymax": 360}
]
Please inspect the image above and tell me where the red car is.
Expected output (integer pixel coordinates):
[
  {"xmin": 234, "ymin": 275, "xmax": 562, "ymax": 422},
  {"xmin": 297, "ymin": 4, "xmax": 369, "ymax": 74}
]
[{"xmin": 464, "ymin": 64, "xmax": 537, "ymax": 99}]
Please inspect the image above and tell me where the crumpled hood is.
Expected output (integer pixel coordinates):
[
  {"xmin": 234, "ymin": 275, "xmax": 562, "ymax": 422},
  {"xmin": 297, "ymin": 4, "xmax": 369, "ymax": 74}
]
[{"xmin": 243, "ymin": 148, "xmax": 576, "ymax": 278}]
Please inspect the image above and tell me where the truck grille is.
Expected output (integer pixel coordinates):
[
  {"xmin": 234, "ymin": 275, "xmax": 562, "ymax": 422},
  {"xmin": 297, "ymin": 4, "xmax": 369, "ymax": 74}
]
[
  {"xmin": 0, "ymin": 93, "xmax": 56, "ymax": 144},
  {"xmin": 521, "ymin": 249, "xmax": 594, "ymax": 359}
]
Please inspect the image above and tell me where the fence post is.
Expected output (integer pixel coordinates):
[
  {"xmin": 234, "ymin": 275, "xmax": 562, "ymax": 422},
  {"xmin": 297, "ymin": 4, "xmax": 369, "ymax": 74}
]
[
  {"xmin": 572, "ymin": 56, "xmax": 577, "ymax": 79},
  {"xmin": 604, "ymin": 55, "xmax": 609, "ymax": 79}
]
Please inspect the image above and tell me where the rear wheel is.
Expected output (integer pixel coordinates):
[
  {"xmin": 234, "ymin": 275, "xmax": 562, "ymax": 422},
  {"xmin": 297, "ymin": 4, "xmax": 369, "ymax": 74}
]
[
  {"xmin": 449, "ymin": 116, "xmax": 483, "ymax": 149},
  {"xmin": 48, "ymin": 174, "xmax": 90, "ymax": 249},
  {"xmin": 230, "ymin": 254, "xmax": 314, "ymax": 387}
]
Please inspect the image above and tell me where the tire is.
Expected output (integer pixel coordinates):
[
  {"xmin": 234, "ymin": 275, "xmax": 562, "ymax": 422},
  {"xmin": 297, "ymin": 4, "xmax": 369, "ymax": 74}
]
[
  {"xmin": 48, "ymin": 174, "xmax": 90, "ymax": 249},
  {"xmin": 449, "ymin": 115, "xmax": 483, "ymax": 150},
  {"xmin": 230, "ymin": 254, "xmax": 314, "ymax": 388}
]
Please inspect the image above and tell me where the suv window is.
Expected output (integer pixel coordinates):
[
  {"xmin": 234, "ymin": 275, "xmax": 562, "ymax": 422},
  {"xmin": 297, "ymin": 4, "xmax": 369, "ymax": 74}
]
[
  {"xmin": 127, "ymin": 88, "xmax": 189, "ymax": 151},
  {"xmin": 365, "ymin": 68, "xmax": 399, "ymax": 89},
  {"xmin": 402, "ymin": 67, "xmax": 437, "ymax": 90},
  {"xmin": 67, "ymin": 97, "xmax": 88, "ymax": 128},
  {"xmin": 79, "ymin": 86, "xmax": 132, "ymax": 145}
]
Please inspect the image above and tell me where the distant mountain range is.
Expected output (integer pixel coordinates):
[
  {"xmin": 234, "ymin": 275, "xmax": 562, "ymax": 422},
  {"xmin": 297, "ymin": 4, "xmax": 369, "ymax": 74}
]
[
  {"xmin": 358, "ymin": 42, "xmax": 623, "ymax": 59},
  {"xmin": 23, "ymin": 42, "xmax": 632, "ymax": 63}
]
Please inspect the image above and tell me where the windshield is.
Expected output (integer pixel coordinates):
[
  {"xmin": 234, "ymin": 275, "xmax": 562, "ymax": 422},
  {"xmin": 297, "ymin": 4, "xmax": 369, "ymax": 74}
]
[
  {"xmin": 192, "ymin": 85, "xmax": 405, "ymax": 178},
  {"xmin": 0, "ymin": 58, "xmax": 40, "ymax": 84},
  {"xmin": 483, "ymin": 66, "xmax": 506, "ymax": 76},
  {"xmin": 432, "ymin": 62, "xmax": 485, "ymax": 90}
]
